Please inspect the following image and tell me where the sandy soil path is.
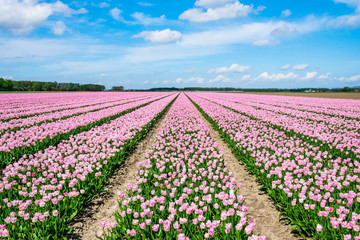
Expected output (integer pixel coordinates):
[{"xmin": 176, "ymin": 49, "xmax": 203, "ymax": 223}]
[
  {"xmin": 67, "ymin": 108, "xmax": 170, "ymax": 240},
  {"xmin": 194, "ymin": 105, "xmax": 302, "ymax": 240},
  {"xmin": 68, "ymin": 96, "xmax": 301, "ymax": 240}
]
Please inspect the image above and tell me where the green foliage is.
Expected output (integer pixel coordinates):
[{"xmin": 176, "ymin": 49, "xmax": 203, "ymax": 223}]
[{"xmin": 0, "ymin": 78, "xmax": 105, "ymax": 92}]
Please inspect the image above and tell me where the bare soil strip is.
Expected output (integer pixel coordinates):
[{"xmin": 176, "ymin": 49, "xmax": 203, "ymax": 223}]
[
  {"xmin": 68, "ymin": 98, "xmax": 301, "ymax": 240},
  {"xmin": 195, "ymin": 107, "xmax": 302, "ymax": 240},
  {"xmin": 67, "ymin": 108, "xmax": 170, "ymax": 240}
]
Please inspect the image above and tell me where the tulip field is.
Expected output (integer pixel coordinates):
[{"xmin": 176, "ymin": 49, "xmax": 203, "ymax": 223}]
[{"xmin": 0, "ymin": 92, "xmax": 359, "ymax": 240}]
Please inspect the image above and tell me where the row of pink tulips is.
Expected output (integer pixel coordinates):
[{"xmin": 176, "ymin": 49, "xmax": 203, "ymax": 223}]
[
  {"xmin": 0, "ymin": 95, "xmax": 152, "ymax": 133},
  {"xmin": 0, "ymin": 93, "xmax": 177, "ymax": 239},
  {"xmin": 100, "ymin": 93, "xmax": 265, "ymax": 240},
  {"xmin": 193, "ymin": 93, "xmax": 360, "ymax": 157},
  {"xmin": 219, "ymin": 93, "xmax": 360, "ymax": 118},
  {"xmin": 0, "ymin": 92, "xmax": 157, "ymax": 120},
  {"xmin": 210, "ymin": 93, "xmax": 360, "ymax": 130},
  {"xmin": 0, "ymin": 94, "xmax": 169, "ymax": 152},
  {"xmin": 188, "ymin": 93, "xmax": 360, "ymax": 240}
]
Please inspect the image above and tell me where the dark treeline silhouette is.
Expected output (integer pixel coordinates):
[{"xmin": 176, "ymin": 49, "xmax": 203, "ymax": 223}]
[
  {"xmin": 0, "ymin": 78, "xmax": 105, "ymax": 92},
  {"xmin": 111, "ymin": 86, "xmax": 124, "ymax": 91}
]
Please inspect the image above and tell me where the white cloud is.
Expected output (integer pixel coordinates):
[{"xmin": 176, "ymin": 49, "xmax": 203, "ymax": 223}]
[
  {"xmin": 52, "ymin": 21, "xmax": 67, "ymax": 35},
  {"xmin": 332, "ymin": 0, "xmax": 360, "ymax": 26},
  {"xmin": 194, "ymin": 0, "xmax": 234, "ymax": 8},
  {"xmin": 281, "ymin": 9, "xmax": 292, "ymax": 17},
  {"xmin": 179, "ymin": 1, "xmax": 253, "ymax": 22},
  {"xmin": 138, "ymin": 2, "xmax": 154, "ymax": 7},
  {"xmin": 208, "ymin": 64, "xmax": 251, "ymax": 73},
  {"xmin": 124, "ymin": 19, "xmax": 323, "ymax": 63},
  {"xmin": 252, "ymin": 39, "xmax": 279, "ymax": 46},
  {"xmin": 281, "ymin": 64, "xmax": 291, "ymax": 70},
  {"xmin": 176, "ymin": 77, "xmax": 204, "ymax": 84},
  {"xmin": 242, "ymin": 75, "xmax": 251, "ymax": 80},
  {"xmin": 348, "ymin": 75, "xmax": 360, "ymax": 81},
  {"xmin": 293, "ymin": 64, "xmax": 309, "ymax": 70},
  {"xmin": 335, "ymin": 14, "xmax": 360, "ymax": 26},
  {"xmin": 131, "ymin": 12, "xmax": 166, "ymax": 25},
  {"xmin": 1, "ymin": 75, "xmax": 13, "ymax": 80},
  {"xmin": 256, "ymin": 72, "xmax": 298, "ymax": 82},
  {"xmin": 302, "ymin": 71, "xmax": 318, "ymax": 80},
  {"xmin": 209, "ymin": 74, "xmax": 230, "ymax": 83},
  {"xmin": 0, "ymin": 0, "xmax": 86, "ymax": 35},
  {"xmin": 317, "ymin": 72, "xmax": 331, "ymax": 79},
  {"xmin": 334, "ymin": 0, "xmax": 360, "ymax": 12},
  {"xmin": 110, "ymin": 8, "xmax": 124, "ymax": 21},
  {"xmin": 133, "ymin": 29, "xmax": 182, "ymax": 44},
  {"xmin": 98, "ymin": 2, "xmax": 110, "ymax": 8}
]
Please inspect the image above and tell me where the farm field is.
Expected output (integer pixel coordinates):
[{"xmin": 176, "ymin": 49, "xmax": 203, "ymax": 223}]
[
  {"xmin": 0, "ymin": 92, "xmax": 359, "ymax": 240},
  {"xmin": 234, "ymin": 92, "xmax": 360, "ymax": 100}
]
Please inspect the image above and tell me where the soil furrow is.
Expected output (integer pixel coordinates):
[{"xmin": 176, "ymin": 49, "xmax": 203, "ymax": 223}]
[
  {"xmin": 193, "ymin": 104, "xmax": 301, "ymax": 240},
  {"xmin": 67, "ymin": 103, "xmax": 170, "ymax": 240}
]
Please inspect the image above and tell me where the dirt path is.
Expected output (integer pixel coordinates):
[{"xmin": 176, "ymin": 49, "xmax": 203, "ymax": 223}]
[
  {"xmin": 194, "ymin": 107, "xmax": 301, "ymax": 240},
  {"xmin": 68, "ymin": 109, "xmax": 169, "ymax": 240},
  {"xmin": 68, "ymin": 97, "xmax": 301, "ymax": 240}
]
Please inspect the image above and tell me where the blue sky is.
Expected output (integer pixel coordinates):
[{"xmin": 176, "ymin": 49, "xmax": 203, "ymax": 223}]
[{"xmin": 1, "ymin": 0, "xmax": 360, "ymax": 89}]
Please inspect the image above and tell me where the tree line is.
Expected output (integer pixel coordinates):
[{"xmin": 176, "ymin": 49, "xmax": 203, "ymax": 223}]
[
  {"xmin": 0, "ymin": 78, "xmax": 105, "ymax": 92},
  {"xmin": 137, "ymin": 87, "xmax": 360, "ymax": 92}
]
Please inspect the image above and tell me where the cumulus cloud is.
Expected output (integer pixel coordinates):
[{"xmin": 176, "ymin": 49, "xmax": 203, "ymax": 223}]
[
  {"xmin": 348, "ymin": 75, "xmax": 360, "ymax": 81},
  {"xmin": 302, "ymin": 71, "xmax": 318, "ymax": 80},
  {"xmin": 317, "ymin": 72, "xmax": 331, "ymax": 79},
  {"xmin": 281, "ymin": 64, "xmax": 291, "ymax": 70},
  {"xmin": 270, "ymin": 25, "xmax": 296, "ymax": 37},
  {"xmin": 0, "ymin": 0, "xmax": 86, "ymax": 34},
  {"xmin": 97, "ymin": 2, "xmax": 110, "ymax": 8},
  {"xmin": 209, "ymin": 74, "xmax": 230, "ymax": 83},
  {"xmin": 256, "ymin": 72, "xmax": 298, "ymax": 82},
  {"xmin": 334, "ymin": 0, "xmax": 360, "ymax": 12},
  {"xmin": 336, "ymin": 14, "xmax": 360, "ymax": 26},
  {"xmin": 208, "ymin": 64, "xmax": 251, "ymax": 73},
  {"xmin": 293, "ymin": 64, "xmax": 309, "ymax": 70},
  {"xmin": 179, "ymin": 1, "xmax": 254, "ymax": 22},
  {"xmin": 131, "ymin": 12, "xmax": 166, "ymax": 25},
  {"xmin": 110, "ymin": 8, "xmax": 124, "ymax": 21},
  {"xmin": 133, "ymin": 29, "xmax": 182, "ymax": 43},
  {"xmin": 124, "ymin": 19, "xmax": 326, "ymax": 63},
  {"xmin": 333, "ymin": 0, "xmax": 360, "ymax": 26},
  {"xmin": 281, "ymin": 9, "xmax": 292, "ymax": 17},
  {"xmin": 1, "ymin": 75, "xmax": 13, "ymax": 80},
  {"xmin": 176, "ymin": 77, "xmax": 204, "ymax": 84},
  {"xmin": 252, "ymin": 39, "xmax": 279, "ymax": 46},
  {"xmin": 52, "ymin": 21, "xmax": 67, "ymax": 35}
]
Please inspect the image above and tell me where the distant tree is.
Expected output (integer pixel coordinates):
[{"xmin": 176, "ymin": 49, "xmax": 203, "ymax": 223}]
[
  {"xmin": 342, "ymin": 87, "xmax": 352, "ymax": 92},
  {"xmin": 0, "ymin": 78, "xmax": 14, "ymax": 91},
  {"xmin": 111, "ymin": 86, "xmax": 124, "ymax": 91}
]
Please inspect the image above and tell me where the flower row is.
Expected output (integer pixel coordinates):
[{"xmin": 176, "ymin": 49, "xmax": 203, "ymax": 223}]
[
  {"xmin": 188, "ymin": 93, "xmax": 360, "ymax": 240},
  {"xmin": 100, "ymin": 93, "xmax": 265, "ymax": 240},
  {"xmin": 0, "ymin": 93, "xmax": 177, "ymax": 239},
  {"xmin": 0, "ymin": 95, "xmax": 151, "ymax": 133},
  {"xmin": 193, "ymin": 93, "xmax": 360, "ymax": 158},
  {"xmin": 0, "ymin": 94, "xmax": 169, "ymax": 153},
  {"xmin": 215, "ymin": 93, "xmax": 360, "ymax": 119},
  {"xmin": 0, "ymin": 92, "xmax": 158, "ymax": 120}
]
